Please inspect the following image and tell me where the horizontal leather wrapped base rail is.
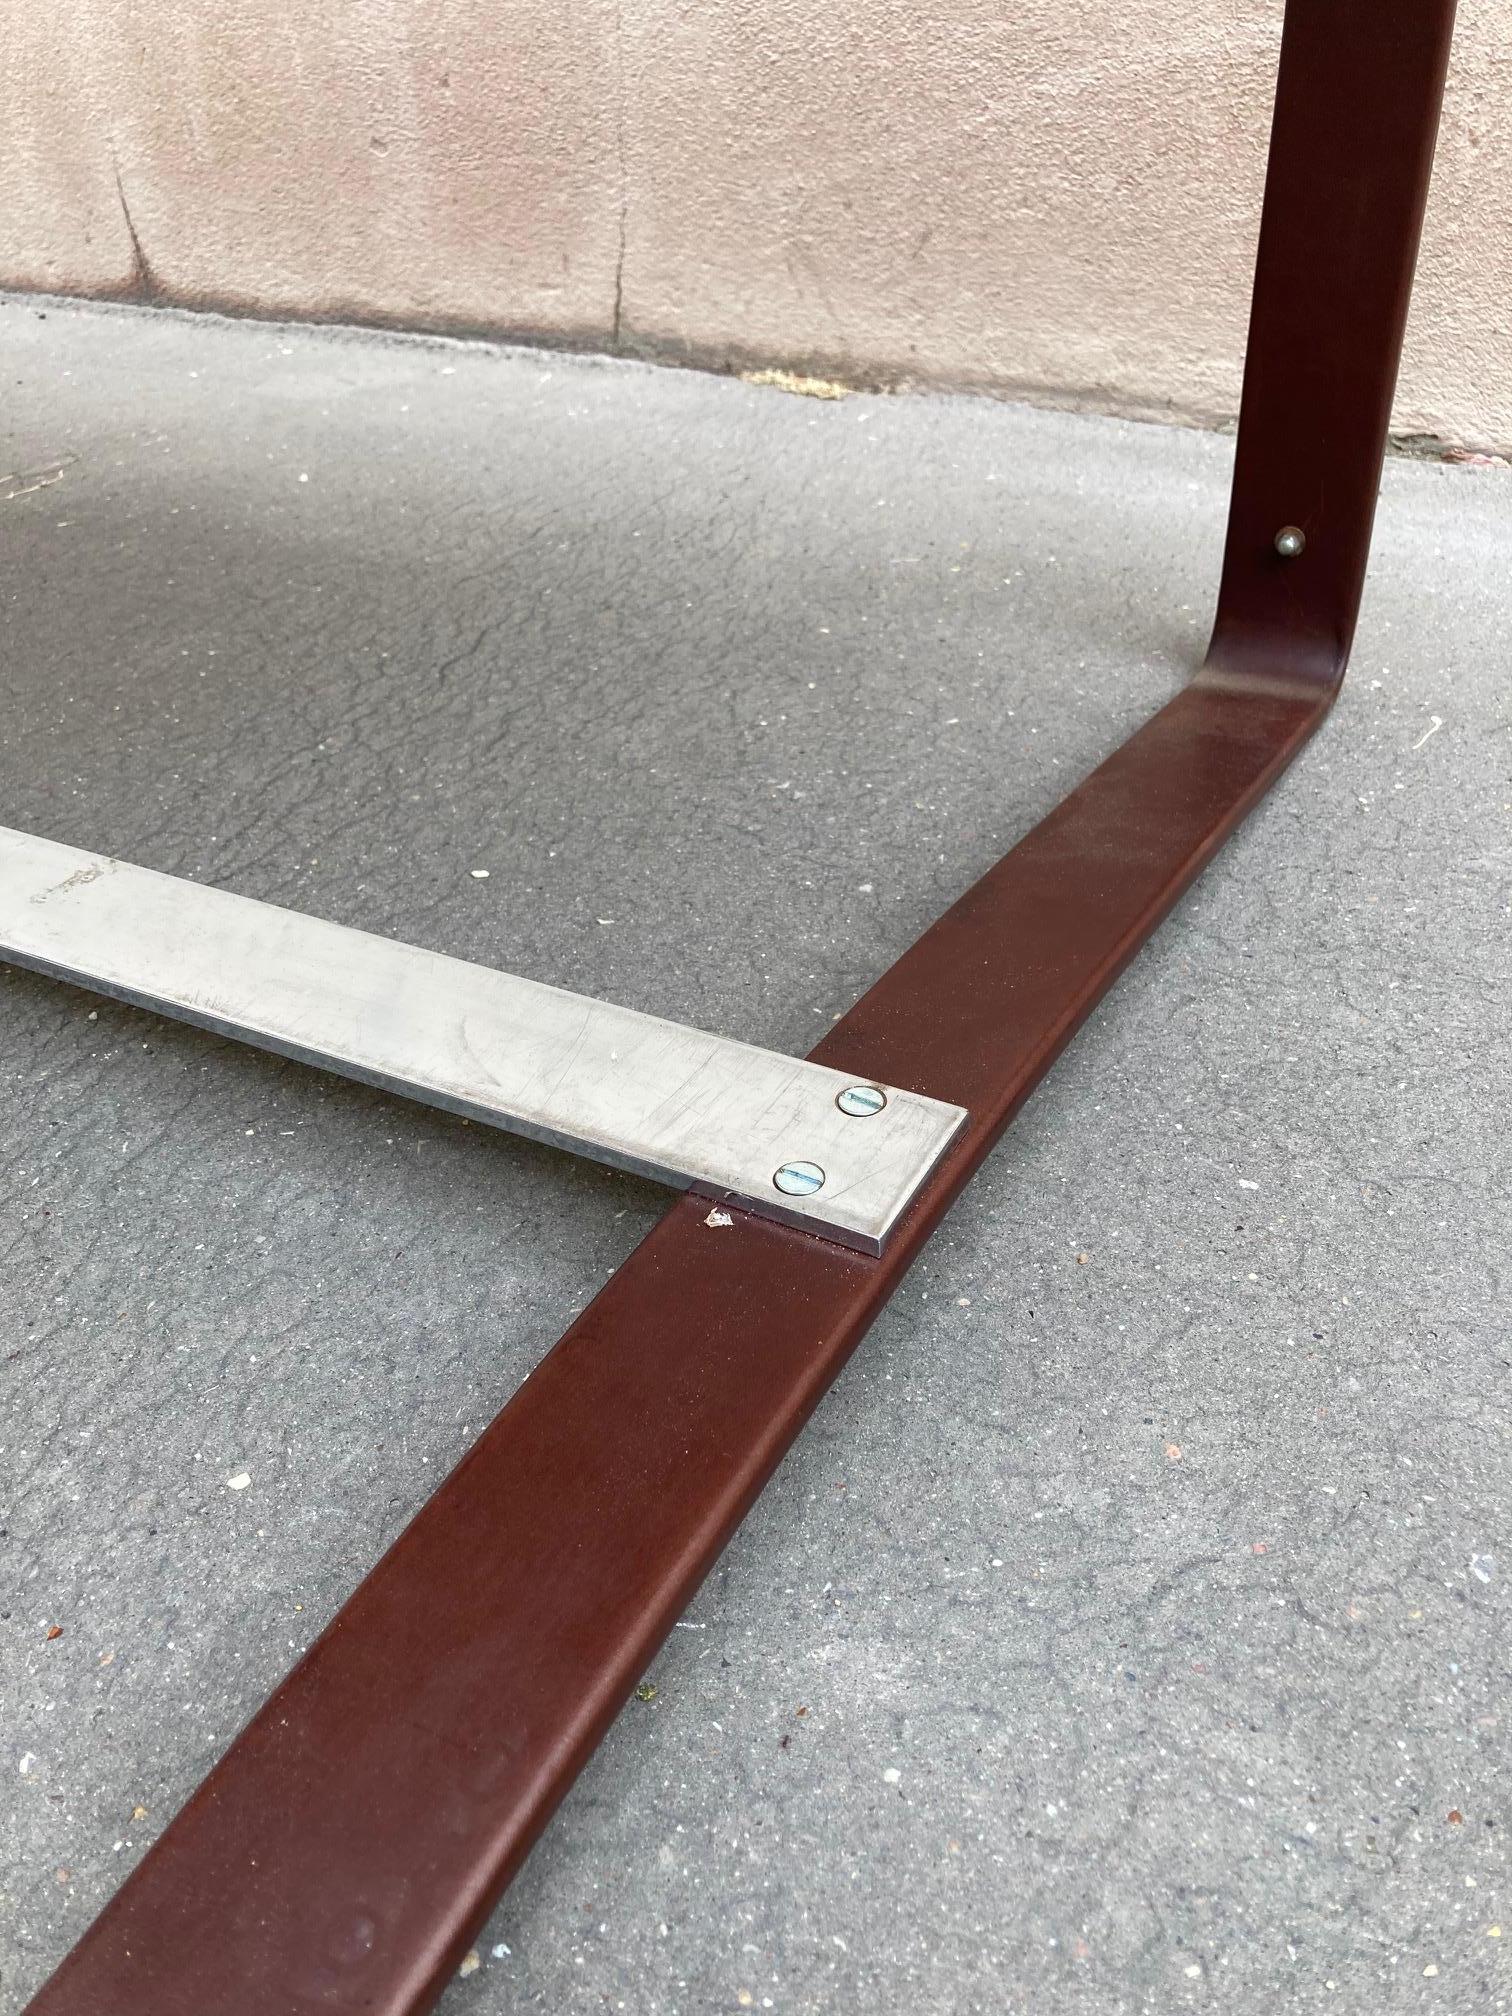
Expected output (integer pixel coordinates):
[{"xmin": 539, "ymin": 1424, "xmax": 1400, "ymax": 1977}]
[{"xmin": 27, "ymin": 675, "xmax": 1334, "ymax": 2015}]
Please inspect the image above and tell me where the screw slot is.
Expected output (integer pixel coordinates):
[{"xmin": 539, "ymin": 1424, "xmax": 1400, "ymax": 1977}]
[
  {"xmin": 1273, "ymin": 525, "xmax": 1306, "ymax": 558},
  {"xmin": 836, "ymin": 1084, "xmax": 887, "ymax": 1118},
  {"xmin": 773, "ymin": 1160, "xmax": 826, "ymax": 1198}
]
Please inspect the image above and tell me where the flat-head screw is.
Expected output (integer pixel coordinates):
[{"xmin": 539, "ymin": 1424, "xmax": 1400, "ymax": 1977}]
[
  {"xmin": 773, "ymin": 1160, "xmax": 826, "ymax": 1197},
  {"xmin": 1274, "ymin": 525, "xmax": 1306, "ymax": 558},
  {"xmin": 836, "ymin": 1084, "xmax": 887, "ymax": 1117}
]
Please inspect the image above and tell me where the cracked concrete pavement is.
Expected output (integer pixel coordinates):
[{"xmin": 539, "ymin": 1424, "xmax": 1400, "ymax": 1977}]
[{"xmin": 1, "ymin": 297, "xmax": 1509, "ymax": 2014}]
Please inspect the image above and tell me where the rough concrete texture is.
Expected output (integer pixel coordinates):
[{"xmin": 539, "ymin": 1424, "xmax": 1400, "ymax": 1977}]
[
  {"xmin": 2, "ymin": 1, "xmax": 1511, "ymax": 450},
  {"xmin": 1, "ymin": 298, "xmax": 1510, "ymax": 2015}
]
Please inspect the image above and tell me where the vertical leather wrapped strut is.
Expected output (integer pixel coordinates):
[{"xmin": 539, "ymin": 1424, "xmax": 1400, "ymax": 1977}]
[
  {"xmin": 1206, "ymin": 0, "xmax": 1459, "ymax": 693},
  {"xmin": 26, "ymin": 4, "xmax": 1458, "ymax": 2011}
]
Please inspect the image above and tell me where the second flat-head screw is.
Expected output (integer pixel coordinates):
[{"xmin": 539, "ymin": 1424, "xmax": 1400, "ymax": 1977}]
[
  {"xmin": 836, "ymin": 1084, "xmax": 887, "ymax": 1117},
  {"xmin": 1274, "ymin": 525, "xmax": 1306, "ymax": 558},
  {"xmin": 773, "ymin": 1160, "xmax": 826, "ymax": 1197}
]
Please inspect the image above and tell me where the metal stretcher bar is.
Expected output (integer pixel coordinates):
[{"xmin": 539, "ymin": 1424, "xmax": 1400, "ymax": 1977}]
[
  {"xmin": 24, "ymin": 1, "xmax": 1457, "ymax": 2010},
  {"xmin": 0, "ymin": 825, "xmax": 966, "ymax": 1254}
]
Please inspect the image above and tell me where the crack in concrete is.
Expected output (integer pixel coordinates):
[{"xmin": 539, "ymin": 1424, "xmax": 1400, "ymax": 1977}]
[{"xmin": 113, "ymin": 165, "xmax": 162, "ymax": 302}]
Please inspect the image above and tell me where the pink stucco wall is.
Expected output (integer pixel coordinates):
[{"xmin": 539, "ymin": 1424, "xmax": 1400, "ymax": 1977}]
[{"xmin": 3, "ymin": 0, "xmax": 1506, "ymax": 446}]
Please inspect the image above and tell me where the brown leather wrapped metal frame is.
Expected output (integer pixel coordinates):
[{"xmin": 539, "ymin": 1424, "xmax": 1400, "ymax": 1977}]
[{"xmin": 26, "ymin": 2, "xmax": 1459, "ymax": 2010}]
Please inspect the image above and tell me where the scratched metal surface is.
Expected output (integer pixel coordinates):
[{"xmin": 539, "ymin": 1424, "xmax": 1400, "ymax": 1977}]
[
  {"xmin": 2, "ymin": 298, "xmax": 1509, "ymax": 2014},
  {"xmin": 0, "ymin": 825, "xmax": 964, "ymax": 1251}
]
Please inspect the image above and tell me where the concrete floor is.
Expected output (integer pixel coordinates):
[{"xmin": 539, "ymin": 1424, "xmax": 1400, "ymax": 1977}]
[{"xmin": 1, "ymin": 298, "xmax": 1508, "ymax": 2016}]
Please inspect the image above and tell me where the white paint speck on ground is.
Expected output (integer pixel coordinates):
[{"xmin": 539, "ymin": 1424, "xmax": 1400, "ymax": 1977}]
[
  {"xmin": 19, "ymin": 1752, "xmax": 36, "ymax": 1776},
  {"xmin": 226, "ymin": 1472, "xmax": 251, "ymax": 1491},
  {"xmin": 704, "ymin": 1208, "xmax": 734, "ymax": 1228},
  {"xmin": 469, "ymin": 868, "xmax": 490, "ymax": 880},
  {"xmin": 882, "ymin": 1767, "xmax": 901, "ymax": 1784},
  {"xmin": 492, "ymin": 1943, "xmax": 511, "ymax": 1959},
  {"xmin": 1471, "ymin": 1554, "xmax": 1495, "ymax": 1582}
]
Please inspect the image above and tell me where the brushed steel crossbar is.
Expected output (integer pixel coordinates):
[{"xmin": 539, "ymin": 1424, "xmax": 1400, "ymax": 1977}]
[{"xmin": 0, "ymin": 824, "xmax": 965, "ymax": 1253}]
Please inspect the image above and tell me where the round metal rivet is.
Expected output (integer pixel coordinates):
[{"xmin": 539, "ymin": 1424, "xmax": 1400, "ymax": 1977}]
[
  {"xmin": 773, "ymin": 1160, "xmax": 826, "ymax": 1197},
  {"xmin": 836, "ymin": 1084, "xmax": 887, "ymax": 1118},
  {"xmin": 1273, "ymin": 525, "xmax": 1306, "ymax": 558}
]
